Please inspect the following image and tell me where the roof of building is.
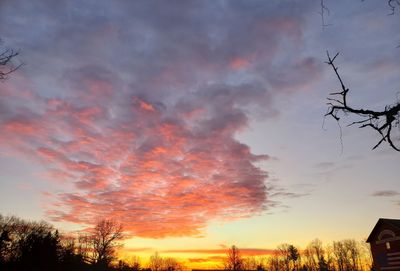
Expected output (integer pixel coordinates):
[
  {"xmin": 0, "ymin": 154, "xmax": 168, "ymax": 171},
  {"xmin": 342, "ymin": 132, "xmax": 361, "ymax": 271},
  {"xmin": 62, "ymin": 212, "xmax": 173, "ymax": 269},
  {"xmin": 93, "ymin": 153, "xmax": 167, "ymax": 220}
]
[{"xmin": 366, "ymin": 218, "xmax": 400, "ymax": 243}]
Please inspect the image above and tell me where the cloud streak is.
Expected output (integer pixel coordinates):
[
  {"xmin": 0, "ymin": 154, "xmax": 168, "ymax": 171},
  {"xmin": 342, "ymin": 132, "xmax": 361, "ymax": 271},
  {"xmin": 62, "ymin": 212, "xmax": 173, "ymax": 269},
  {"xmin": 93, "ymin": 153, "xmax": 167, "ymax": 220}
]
[
  {"xmin": 164, "ymin": 248, "xmax": 275, "ymax": 256},
  {"xmin": 371, "ymin": 190, "xmax": 400, "ymax": 197}
]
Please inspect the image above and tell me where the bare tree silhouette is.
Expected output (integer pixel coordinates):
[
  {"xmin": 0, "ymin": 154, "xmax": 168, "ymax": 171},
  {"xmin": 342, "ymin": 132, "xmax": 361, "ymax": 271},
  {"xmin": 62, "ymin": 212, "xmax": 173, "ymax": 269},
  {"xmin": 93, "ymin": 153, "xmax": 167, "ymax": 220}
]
[
  {"xmin": 79, "ymin": 219, "xmax": 123, "ymax": 268},
  {"xmin": 224, "ymin": 245, "xmax": 243, "ymax": 271},
  {"xmin": 91, "ymin": 219, "xmax": 123, "ymax": 266},
  {"xmin": 147, "ymin": 252, "xmax": 184, "ymax": 271},
  {"xmin": 148, "ymin": 252, "xmax": 164, "ymax": 271}
]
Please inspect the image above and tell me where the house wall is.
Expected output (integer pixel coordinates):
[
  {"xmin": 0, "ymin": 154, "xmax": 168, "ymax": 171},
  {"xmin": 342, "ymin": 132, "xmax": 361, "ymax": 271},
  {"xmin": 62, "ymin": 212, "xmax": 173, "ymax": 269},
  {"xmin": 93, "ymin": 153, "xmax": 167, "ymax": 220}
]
[{"xmin": 370, "ymin": 223, "xmax": 400, "ymax": 271}]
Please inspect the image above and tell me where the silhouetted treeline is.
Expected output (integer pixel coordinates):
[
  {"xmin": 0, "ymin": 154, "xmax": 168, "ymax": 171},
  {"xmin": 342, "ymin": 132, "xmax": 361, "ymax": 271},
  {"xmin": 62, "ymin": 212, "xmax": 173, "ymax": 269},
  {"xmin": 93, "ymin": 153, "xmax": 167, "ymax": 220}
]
[
  {"xmin": 0, "ymin": 214, "xmax": 140, "ymax": 271},
  {"xmin": 224, "ymin": 240, "xmax": 373, "ymax": 271},
  {"xmin": 1, "ymin": 214, "xmax": 374, "ymax": 271}
]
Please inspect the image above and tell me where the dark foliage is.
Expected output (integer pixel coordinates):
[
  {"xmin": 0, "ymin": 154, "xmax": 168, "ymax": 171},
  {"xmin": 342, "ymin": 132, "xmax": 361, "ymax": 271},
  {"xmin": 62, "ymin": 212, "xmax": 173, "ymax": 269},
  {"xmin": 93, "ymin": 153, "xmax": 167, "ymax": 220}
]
[{"xmin": 0, "ymin": 215, "xmax": 134, "ymax": 271}]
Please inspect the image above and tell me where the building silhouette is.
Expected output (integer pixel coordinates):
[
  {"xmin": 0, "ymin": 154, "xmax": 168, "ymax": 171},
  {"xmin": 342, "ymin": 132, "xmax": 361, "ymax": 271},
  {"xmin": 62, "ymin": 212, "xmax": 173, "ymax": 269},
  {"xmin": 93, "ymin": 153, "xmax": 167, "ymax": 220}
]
[{"xmin": 367, "ymin": 218, "xmax": 400, "ymax": 271}]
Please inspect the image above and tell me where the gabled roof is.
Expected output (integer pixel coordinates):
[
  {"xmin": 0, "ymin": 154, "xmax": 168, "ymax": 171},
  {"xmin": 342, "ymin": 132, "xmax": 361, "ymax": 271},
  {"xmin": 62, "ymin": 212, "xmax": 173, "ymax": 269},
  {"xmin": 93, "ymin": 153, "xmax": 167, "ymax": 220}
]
[{"xmin": 366, "ymin": 218, "xmax": 400, "ymax": 243}]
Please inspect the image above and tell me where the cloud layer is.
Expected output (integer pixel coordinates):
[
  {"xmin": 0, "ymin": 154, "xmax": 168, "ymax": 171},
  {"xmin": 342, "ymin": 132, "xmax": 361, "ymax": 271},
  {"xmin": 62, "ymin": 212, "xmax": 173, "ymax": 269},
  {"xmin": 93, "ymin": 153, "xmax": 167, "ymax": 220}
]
[
  {"xmin": 164, "ymin": 248, "xmax": 275, "ymax": 256},
  {"xmin": 0, "ymin": 1, "xmax": 320, "ymax": 237}
]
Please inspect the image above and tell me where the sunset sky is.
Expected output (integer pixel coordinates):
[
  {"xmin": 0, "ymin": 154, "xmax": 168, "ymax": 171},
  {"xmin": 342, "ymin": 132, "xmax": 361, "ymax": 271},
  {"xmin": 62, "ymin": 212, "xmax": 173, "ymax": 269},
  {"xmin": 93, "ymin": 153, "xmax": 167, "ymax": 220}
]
[{"xmin": 0, "ymin": 0, "xmax": 399, "ymax": 268}]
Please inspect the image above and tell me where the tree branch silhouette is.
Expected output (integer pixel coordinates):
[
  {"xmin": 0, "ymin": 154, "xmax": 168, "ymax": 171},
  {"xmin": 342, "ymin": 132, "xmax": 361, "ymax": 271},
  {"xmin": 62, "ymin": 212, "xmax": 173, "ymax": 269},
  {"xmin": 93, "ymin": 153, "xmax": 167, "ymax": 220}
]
[
  {"xmin": 320, "ymin": 0, "xmax": 400, "ymax": 29},
  {"xmin": 319, "ymin": 0, "xmax": 331, "ymax": 30},
  {"xmin": 0, "ymin": 39, "xmax": 21, "ymax": 80},
  {"xmin": 325, "ymin": 51, "xmax": 400, "ymax": 152},
  {"xmin": 388, "ymin": 0, "xmax": 400, "ymax": 15}
]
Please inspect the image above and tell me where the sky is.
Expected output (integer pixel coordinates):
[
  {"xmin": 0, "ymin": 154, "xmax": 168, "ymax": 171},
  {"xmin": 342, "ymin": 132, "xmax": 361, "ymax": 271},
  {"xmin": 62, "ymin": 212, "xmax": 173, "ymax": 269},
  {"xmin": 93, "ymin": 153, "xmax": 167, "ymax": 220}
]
[{"xmin": 0, "ymin": 0, "xmax": 399, "ymax": 268}]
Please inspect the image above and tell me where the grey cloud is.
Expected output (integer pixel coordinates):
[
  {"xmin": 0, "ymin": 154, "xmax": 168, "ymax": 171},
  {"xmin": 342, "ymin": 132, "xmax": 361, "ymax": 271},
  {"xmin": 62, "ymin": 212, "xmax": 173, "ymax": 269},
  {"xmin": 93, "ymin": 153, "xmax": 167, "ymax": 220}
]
[
  {"xmin": 314, "ymin": 162, "xmax": 336, "ymax": 169},
  {"xmin": 371, "ymin": 190, "xmax": 400, "ymax": 197}
]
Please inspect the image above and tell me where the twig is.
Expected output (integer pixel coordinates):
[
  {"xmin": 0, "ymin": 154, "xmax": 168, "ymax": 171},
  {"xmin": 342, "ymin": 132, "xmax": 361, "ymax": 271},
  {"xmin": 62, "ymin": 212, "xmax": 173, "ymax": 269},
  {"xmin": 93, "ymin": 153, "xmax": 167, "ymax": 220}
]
[
  {"xmin": 0, "ymin": 48, "xmax": 21, "ymax": 80},
  {"xmin": 319, "ymin": 0, "xmax": 332, "ymax": 30}
]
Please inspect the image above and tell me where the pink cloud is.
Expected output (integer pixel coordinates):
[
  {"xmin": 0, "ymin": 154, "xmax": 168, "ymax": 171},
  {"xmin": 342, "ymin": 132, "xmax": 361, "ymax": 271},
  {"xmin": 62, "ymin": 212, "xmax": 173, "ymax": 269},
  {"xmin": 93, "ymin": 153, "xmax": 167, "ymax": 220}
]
[
  {"xmin": 229, "ymin": 58, "xmax": 250, "ymax": 70},
  {"xmin": 0, "ymin": 71, "xmax": 272, "ymax": 238},
  {"xmin": 0, "ymin": 4, "xmax": 320, "ymax": 238}
]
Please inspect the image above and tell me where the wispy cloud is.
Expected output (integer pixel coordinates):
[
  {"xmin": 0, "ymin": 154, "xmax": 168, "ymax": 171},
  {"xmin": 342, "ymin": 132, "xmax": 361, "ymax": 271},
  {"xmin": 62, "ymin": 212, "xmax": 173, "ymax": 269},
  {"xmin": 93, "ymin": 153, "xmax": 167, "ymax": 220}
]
[
  {"xmin": 371, "ymin": 190, "xmax": 400, "ymax": 197},
  {"xmin": 124, "ymin": 247, "xmax": 154, "ymax": 253},
  {"xmin": 314, "ymin": 162, "xmax": 336, "ymax": 169}
]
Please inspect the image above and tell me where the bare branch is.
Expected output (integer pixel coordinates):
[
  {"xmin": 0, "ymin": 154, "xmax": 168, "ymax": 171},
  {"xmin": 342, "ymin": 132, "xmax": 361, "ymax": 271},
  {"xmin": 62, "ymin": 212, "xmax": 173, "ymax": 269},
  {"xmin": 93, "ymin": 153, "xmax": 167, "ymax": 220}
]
[
  {"xmin": 319, "ymin": 0, "xmax": 332, "ymax": 30},
  {"xmin": 0, "ymin": 41, "xmax": 21, "ymax": 80},
  {"xmin": 388, "ymin": 0, "xmax": 400, "ymax": 15},
  {"xmin": 325, "ymin": 52, "xmax": 400, "ymax": 152},
  {"xmin": 347, "ymin": 118, "xmax": 373, "ymax": 127}
]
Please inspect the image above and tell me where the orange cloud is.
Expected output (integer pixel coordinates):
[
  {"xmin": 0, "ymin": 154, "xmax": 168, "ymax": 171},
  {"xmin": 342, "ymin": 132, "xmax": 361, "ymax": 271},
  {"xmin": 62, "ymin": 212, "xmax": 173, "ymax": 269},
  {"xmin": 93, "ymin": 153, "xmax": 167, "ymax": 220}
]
[
  {"xmin": 139, "ymin": 100, "xmax": 155, "ymax": 112},
  {"xmin": 0, "ymin": 49, "xmax": 278, "ymax": 239},
  {"xmin": 229, "ymin": 58, "xmax": 250, "ymax": 70},
  {"xmin": 132, "ymin": 97, "xmax": 156, "ymax": 112}
]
